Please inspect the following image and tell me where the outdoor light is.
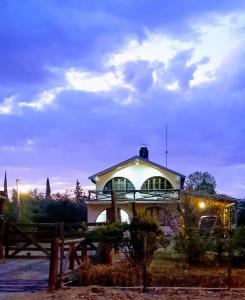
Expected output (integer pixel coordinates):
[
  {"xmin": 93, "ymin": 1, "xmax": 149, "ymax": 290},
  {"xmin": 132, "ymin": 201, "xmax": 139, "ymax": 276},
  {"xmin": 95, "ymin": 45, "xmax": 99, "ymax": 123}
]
[{"xmin": 199, "ymin": 201, "xmax": 206, "ymax": 209}]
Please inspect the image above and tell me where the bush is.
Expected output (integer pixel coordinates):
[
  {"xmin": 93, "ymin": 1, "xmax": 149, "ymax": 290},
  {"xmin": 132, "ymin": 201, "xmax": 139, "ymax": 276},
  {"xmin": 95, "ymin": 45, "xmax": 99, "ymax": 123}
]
[
  {"xmin": 232, "ymin": 226, "xmax": 245, "ymax": 264},
  {"xmin": 79, "ymin": 262, "xmax": 149, "ymax": 286},
  {"xmin": 121, "ymin": 213, "xmax": 163, "ymax": 266},
  {"xmin": 86, "ymin": 222, "xmax": 124, "ymax": 264}
]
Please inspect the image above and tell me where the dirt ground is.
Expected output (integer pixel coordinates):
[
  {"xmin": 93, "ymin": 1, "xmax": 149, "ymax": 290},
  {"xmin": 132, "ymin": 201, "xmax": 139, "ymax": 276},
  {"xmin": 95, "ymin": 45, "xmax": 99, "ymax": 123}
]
[
  {"xmin": 1, "ymin": 258, "xmax": 245, "ymax": 299},
  {"xmin": 2, "ymin": 286, "xmax": 245, "ymax": 300},
  {"xmin": 0, "ymin": 258, "xmax": 49, "ymax": 299}
]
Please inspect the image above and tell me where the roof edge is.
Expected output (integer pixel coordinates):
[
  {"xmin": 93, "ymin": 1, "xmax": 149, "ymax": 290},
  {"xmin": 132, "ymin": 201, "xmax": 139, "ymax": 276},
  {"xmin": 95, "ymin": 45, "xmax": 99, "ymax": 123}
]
[{"xmin": 89, "ymin": 155, "xmax": 186, "ymax": 181}]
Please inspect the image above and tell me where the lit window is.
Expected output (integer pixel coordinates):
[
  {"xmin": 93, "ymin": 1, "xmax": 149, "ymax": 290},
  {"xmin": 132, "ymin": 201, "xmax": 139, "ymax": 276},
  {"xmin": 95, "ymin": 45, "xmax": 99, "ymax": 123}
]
[
  {"xmin": 95, "ymin": 209, "xmax": 130, "ymax": 223},
  {"xmin": 103, "ymin": 177, "xmax": 135, "ymax": 192},
  {"xmin": 141, "ymin": 176, "xmax": 173, "ymax": 190}
]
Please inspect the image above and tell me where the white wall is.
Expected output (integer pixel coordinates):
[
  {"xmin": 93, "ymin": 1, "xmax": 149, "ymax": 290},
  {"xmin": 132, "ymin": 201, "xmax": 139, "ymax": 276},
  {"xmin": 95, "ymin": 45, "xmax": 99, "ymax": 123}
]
[{"xmin": 95, "ymin": 159, "xmax": 181, "ymax": 191}]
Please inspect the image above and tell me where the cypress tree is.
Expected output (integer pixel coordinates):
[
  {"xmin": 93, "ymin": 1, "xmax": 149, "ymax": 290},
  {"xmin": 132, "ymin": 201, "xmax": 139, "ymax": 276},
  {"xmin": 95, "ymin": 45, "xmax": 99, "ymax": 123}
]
[
  {"xmin": 4, "ymin": 171, "xmax": 8, "ymax": 200},
  {"xmin": 46, "ymin": 177, "xmax": 51, "ymax": 198},
  {"xmin": 74, "ymin": 180, "xmax": 83, "ymax": 202}
]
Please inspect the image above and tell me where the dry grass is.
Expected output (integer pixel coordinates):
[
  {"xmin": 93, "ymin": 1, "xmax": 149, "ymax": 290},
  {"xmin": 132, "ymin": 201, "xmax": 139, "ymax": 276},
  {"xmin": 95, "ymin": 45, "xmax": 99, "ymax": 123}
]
[
  {"xmin": 151, "ymin": 249, "xmax": 245, "ymax": 287},
  {"xmin": 79, "ymin": 262, "xmax": 142, "ymax": 286}
]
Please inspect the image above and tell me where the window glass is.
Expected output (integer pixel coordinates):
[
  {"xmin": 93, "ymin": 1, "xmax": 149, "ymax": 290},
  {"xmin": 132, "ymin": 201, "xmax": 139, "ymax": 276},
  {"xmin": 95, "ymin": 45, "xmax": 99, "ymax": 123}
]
[
  {"xmin": 103, "ymin": 177, "xmax": 135, "ymax": 191},
  {"xmin": 96, "ymin": 209, "xmax": 130, "ymax": 223},
  {"xmin": 141, "ymin": 176, "xmax": 173, "ymax": 190}
]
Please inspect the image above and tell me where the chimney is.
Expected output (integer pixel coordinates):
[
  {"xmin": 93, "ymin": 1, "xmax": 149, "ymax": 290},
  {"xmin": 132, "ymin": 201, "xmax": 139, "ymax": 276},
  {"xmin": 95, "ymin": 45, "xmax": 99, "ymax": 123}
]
[{"xmin": 139, "ymin": 147, "xmax": 149, "ymax": 159}]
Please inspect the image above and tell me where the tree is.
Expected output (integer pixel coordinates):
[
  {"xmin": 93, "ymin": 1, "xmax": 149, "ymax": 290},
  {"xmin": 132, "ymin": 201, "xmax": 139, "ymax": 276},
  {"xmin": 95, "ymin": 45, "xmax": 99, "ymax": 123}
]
[
  {"xmin": 237, "ymin": 201, "xmax": 245, "ymax": 226},
  {"xmin": 185, "ymin": 171, "xmax": 216, "ymax": 194},
  {"xmin": 74, "ymin": 180, "xmax": 87, "ymax": 222},
  {"xmin": 74, "ymin": 180, "xmax": 83, "ymax": 202},
  {"xmin": 177, "ymin": 201, "xmax": 208, "ymax": 264},
  {"xmin": 232, "ymin": 226, "xmax": 245, "ymax": 264},
  {"xmin": 46, "ymin": 177, "xmax": 51, "ymax": 198},
  {"xmin": 4, "ymin": 171, "xmax": 8, "ymax": 200}
]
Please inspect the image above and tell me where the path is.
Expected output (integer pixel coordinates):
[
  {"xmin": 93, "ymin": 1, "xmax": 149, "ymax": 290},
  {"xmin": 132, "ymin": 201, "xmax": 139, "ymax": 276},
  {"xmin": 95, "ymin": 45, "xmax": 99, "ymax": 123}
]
[{"xmin": 0, "ymin": 259, "xmax": 49, "ymax": 299}]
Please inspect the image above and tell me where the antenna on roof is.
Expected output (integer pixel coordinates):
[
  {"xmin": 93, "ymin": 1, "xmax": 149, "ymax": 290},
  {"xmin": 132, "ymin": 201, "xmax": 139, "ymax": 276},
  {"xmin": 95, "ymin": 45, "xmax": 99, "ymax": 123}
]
[{"xmin": 165, "ymin": 124, "xmax": 168, "ymax": 168}]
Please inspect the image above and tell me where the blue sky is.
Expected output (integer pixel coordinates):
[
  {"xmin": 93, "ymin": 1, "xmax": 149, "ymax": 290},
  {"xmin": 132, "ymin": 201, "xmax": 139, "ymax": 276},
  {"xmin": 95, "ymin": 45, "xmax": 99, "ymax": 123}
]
[{"xmin": 0, "ymin": 0, "xmax": 245, "ymax": 197}]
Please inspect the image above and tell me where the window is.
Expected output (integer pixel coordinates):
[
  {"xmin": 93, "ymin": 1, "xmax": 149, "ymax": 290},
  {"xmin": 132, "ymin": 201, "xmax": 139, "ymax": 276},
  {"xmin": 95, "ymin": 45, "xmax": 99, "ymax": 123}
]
[
  {"xmin": 141, "ymin": 176, "xmax": 173, "ymax": 190},
  {"xmin": 95, "ymin": 209, "xmax": 130, "ymax": 223},
  {"xmin": 103, "ymin": 177, "xmax": 135, "ymax": 192}
]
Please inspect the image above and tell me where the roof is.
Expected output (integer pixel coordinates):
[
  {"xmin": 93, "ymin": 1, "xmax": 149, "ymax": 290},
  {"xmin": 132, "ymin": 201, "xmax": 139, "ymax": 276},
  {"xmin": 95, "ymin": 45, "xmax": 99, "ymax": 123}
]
[
  {"xmin": 181, "ymin": 190, "xmax": 241, "ymax": 203},
  {"xmin": 89, "ymin": 155, "xmax": 186, "ymax": 183}
]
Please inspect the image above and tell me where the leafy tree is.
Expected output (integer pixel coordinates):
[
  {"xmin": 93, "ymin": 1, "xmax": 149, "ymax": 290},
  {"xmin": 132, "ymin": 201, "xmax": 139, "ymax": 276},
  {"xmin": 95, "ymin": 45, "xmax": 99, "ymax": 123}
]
[
  {"xmin": 87, "ymin": 222, "xmax": 124, "ymax": 264},
  {"xmin": 3, "ymin": 200, "xmax": 15, "ymax": 221},
  {"xmin": 121, "ymin": 213, "xmax": 163, "ymax": 266},
  {"xmin": 87, "ymin": 213, "xmax": 163, "ymax": 267},
  {"xmin": 177, "ymin": 201, "xmax": 209, "ymax": 264},
  {"xmin": 185, "ymin": 171, "xmax": 216, "ymax": 194},
  {"xmin": 232, "ymin": 226, "xmax": 245, "ymax": 264},
  {"xmin": 237, "ymin": 201, "xmax": 245, "ymax": 226}
]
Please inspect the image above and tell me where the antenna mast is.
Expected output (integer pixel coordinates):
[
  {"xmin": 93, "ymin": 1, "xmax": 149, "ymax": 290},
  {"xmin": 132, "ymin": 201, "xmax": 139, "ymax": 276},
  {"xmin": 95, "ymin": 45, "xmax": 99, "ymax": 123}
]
[{"xmin": 165, "ymin": 124, "xmax": 168, "ymax": 167}]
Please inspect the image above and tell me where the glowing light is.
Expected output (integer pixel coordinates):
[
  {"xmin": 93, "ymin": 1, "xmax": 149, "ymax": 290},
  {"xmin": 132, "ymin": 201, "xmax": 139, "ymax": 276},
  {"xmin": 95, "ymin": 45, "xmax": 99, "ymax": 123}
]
[{"xmin": 199, "ymin": 201, "xmax": 206, "ymax": 209}]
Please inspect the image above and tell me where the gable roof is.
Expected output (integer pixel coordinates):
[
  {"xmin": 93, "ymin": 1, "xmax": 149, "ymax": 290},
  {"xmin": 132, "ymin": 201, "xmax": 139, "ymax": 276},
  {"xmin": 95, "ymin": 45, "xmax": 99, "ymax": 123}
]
[{"xmin": 89, "ymin": 155, "xmax": 185, "ymax": 183}]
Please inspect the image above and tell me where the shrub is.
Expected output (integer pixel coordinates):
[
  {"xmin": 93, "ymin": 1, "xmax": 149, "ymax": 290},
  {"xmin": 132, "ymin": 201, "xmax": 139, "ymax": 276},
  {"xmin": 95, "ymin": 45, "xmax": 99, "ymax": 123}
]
[
  {"xmin": 121, "ymin": 213, "xmax": 164, "ymax": 266},
  {"xmin": 232, "ymin": 226, "xmax": 245, "ymax": 264},
  {"xmin": 79, "ymin": 262, "xmax": 150, "ymax": 286}
]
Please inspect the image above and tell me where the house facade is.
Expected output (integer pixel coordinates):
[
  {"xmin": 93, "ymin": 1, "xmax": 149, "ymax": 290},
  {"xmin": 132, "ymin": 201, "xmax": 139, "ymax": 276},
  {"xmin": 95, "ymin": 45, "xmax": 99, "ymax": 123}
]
[{"xmin": 87, "ymin": 147, "xmax": 185, "ymax": 235}]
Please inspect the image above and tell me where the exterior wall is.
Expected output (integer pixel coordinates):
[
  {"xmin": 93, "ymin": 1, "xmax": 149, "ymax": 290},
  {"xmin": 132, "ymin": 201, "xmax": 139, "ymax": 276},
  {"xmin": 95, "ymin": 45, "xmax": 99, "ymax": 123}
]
[
  {"xmin": 95, "ymin": 160, "xmax": 181, "ymax": 191},
  {"xmin": 180, "ymin": 191, "xmax": 235, "ymax": 229},
  {"xmin": 87, "ymin": 202, "xmax": 178, "ymax": 235}
]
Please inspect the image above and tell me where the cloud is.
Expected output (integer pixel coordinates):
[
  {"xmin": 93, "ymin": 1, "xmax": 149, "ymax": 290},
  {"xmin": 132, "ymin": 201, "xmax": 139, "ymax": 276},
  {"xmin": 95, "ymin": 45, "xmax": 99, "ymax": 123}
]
[
  {"xmin": 19, "ymin": 87, "xmax": 64, "ymax": 110},
  {"xmin": 0, "ymin": 96, "xmax": 19, "ymax": 115},
  {"xmin": 65, "ymin": 68, "xmax": 132, "ymax": 93}
]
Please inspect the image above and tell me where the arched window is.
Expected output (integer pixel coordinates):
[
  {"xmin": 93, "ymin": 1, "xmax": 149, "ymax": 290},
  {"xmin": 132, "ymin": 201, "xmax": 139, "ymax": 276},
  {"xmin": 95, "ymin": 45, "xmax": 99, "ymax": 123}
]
[
  {"xmin": 141, "ymin": 176, "xmax": 173, "ymax": 190},
  {"xmin": 96, "ymin": 209, "xmax": 130, "ymax": 223},
  {"xmin": 103, "ymin": 177, "xmax": 135, "ymax": 192}
]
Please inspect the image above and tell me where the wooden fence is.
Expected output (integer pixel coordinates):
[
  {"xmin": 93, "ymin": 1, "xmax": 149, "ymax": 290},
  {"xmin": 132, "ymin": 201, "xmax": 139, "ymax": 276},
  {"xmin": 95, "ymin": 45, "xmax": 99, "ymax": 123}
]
[
  {"xmin": 2, "ymin": 221, "xmax": 102, "ymax": 259},
  {"xmin": 48, "ymin": 237, "xmax": 89, "ymax": 290}
]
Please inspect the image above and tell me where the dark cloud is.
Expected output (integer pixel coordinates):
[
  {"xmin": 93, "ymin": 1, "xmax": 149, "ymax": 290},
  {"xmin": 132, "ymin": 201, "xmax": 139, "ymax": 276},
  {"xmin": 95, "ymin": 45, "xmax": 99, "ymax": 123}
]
[{"xmin": 0, "ymin": 1, "xmax": 245, "ymax": 197}]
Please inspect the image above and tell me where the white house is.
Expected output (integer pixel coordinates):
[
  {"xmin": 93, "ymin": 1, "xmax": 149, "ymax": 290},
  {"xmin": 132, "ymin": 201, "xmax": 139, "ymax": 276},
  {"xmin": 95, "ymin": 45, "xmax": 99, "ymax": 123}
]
[{"xmin": 87, "ymin": 147, "xmax": 185, "ymax": 235}]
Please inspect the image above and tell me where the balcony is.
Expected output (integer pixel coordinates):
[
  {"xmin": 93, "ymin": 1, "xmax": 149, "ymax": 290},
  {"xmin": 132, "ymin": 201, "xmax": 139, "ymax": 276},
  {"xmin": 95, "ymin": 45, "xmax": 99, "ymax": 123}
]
[{"xmin": 88, "ymin": 189, "xmax": 180, "ymax": 203}]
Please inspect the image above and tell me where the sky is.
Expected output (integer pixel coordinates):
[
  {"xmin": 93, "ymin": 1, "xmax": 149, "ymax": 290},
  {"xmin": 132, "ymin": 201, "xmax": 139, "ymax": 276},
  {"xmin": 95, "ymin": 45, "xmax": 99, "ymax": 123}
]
[{"xmin": 0, "ymin": 0, "xmax": 245, "ymax": 198}]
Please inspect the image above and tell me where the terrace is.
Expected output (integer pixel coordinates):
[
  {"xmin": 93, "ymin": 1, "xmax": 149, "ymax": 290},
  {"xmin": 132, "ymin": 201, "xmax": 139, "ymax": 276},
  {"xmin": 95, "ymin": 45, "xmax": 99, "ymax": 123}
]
[{"xmin": 88, "ymin": 189, "xmax": 180, "ymax": 203}]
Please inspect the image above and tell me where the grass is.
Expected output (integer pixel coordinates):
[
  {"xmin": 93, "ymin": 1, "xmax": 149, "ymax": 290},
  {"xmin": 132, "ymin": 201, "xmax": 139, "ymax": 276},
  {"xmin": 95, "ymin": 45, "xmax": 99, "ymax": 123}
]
[{"xmin": 150, "ymin": 248, "xmax": 245, "ymax": 287}]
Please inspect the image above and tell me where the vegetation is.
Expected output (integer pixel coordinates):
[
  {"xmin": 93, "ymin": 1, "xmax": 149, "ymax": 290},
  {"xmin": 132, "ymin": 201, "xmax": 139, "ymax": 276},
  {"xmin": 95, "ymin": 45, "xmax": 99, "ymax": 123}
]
[
  {"xmin": 86, "ymin": 213, "xmax": 163, "ymax": 266},
  {"xmin": 3, "ymin": 181, "xmax": 87, "ymax": 223},
  {"xmin": 121, "ymin": 213, "xmax": 163, "ymax": 266},
  {"xmin": 177, "ymin": 201, "xmax": 208, "ymax": 264},
  {"xmin": 232, "ymin": 226, "xmax": 245, "ymax": 264},
  {"xmin": 237, "ymin": 201, "xmax": 245, "ymax": 226},
  {"xmin": 185, "ymin": 171, "xmax": 216, "ymax": 194}
]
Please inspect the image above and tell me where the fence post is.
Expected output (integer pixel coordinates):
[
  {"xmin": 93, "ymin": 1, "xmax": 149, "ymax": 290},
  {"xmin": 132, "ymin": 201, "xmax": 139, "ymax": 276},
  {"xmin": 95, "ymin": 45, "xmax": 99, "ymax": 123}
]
[
  {"xmin": 69, "ymin": 243, "xmax": 75, "ymax": 270},
  {"xmin": 227, "ymin": 230, "xmax": 232, "ymax": 290},
  {"xmin": 4, "ymin": 221, "xmax": 9, "ymax": 258},
  {"xmin": 81, "ymin": 240, "xmax": 88, "ymax": 268},
  {"xmin": 48, "ymin": 237, "xmax": 59, "ymax": 291},
  {"xmin": 142, "ymin": 235, "xmax": 147, "ymax": 293}
]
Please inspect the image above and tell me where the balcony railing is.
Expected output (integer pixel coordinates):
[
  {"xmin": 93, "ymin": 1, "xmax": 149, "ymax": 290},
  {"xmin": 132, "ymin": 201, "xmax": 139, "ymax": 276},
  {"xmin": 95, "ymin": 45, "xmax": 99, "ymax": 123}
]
[{"xmin": 88, "ymin": 189, "xmax": 180, "ymax": 202}]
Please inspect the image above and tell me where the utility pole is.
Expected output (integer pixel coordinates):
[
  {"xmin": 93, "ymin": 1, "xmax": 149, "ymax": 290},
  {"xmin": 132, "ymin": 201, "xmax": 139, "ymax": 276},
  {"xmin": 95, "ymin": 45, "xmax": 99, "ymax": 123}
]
[
  {"xmin": 165, "ymin": 124, "xmax": 168, "ymax": 168},
  {"xmin": 15, "ymin": 179, "xmax": 20, "ymax": 223}
]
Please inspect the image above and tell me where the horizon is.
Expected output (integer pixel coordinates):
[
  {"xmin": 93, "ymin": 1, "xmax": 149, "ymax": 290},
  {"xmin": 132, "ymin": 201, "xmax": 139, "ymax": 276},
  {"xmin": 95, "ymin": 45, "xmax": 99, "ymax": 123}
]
[{"xmin": 1, "ymin": 1, "xmax": 245, "ymax": 198}]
